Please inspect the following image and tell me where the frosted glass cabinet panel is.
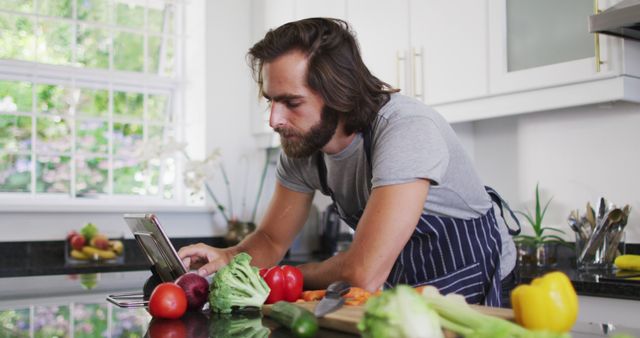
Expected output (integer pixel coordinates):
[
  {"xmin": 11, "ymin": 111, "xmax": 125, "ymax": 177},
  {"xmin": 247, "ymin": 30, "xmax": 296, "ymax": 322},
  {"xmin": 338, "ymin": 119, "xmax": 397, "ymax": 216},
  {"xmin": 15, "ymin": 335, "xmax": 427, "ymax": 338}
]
[
  {"xmin": 488, "ymin": 0, "xmax": 621, "ymax": 95},
  {"xmin": 506, "ymin": 0, "xmax": 594, "ymax": 72},
  {"xmin": 436, "ymin": 0, "xmax": 640, "ymax": 123}
]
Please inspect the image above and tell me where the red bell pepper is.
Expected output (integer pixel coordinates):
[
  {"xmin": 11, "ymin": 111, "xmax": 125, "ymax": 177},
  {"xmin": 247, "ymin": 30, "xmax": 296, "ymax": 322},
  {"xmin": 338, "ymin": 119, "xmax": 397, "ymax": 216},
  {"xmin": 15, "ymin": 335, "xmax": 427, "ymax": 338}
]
[{"xmin": 259, "ymin": 265, "xmax": 304, "ymax": 304}]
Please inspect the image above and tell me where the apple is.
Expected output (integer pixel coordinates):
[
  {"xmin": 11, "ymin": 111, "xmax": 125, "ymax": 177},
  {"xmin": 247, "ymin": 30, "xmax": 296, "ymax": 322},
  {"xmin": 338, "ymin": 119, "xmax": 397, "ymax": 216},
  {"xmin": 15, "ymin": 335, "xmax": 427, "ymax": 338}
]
[
  {"xmin": 67, "ymin": 230, "xmax": 79, "ymax": 242},
  {"xmin": 70, "ymin": 234, "xmax": 86, "ymax": 251},
  {"xmin": 90, "ymin": 234, "xmax": 110, "ymax": 250}
]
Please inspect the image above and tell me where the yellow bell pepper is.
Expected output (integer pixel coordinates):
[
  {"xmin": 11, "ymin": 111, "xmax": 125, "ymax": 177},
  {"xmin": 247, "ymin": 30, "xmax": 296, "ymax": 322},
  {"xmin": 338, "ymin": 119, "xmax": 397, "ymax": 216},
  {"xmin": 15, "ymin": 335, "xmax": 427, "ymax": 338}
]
[
  {"xmin": 511, "ymin": 271, "xmax": 578, "ymax": 333},
  {"xmin": 614, "ymin": 254, "xmax": 640, "ymax": 271}
]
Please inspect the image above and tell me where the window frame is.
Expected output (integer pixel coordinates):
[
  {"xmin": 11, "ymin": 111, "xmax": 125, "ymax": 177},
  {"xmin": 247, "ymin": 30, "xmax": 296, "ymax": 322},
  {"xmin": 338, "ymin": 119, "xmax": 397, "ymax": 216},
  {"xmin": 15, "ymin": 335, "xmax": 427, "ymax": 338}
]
[{"xmin": 0, "ymin": 0, "xmax": 197, "ymax": 210}]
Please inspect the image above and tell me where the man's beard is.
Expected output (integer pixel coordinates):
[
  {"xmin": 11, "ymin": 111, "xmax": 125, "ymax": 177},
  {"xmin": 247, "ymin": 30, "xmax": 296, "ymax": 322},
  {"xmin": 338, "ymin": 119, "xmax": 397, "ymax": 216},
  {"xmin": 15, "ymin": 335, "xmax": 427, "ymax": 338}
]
[{"xmin": 275, "ymin": 106, "xmax": 339, "ymax": 158}]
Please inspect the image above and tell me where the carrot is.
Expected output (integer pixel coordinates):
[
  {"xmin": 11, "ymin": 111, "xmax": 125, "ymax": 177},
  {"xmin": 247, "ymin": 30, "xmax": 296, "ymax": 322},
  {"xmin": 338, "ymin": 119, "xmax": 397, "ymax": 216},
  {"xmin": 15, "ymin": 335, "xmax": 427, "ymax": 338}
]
[
  {"xmin": 342, "ymin": 287, "xmax": 372, "ymax": 306},
  {"xmin": 301, "ymin": 290, "xmax": 326, "ymax": 302},
  {"xmin": 344, "ymin": 287, "xmax": 371, "ymax": 300},
  {"xmin": 300, "ymin": 287, "xmax": 374, "ymax": 305},
  {"xmin": 344, "ymin": 298, "xmax": 365, "ymax": 306},
  {"xmin": 414, "ymin": 285, "xmax": 427, "ymax": 294}
]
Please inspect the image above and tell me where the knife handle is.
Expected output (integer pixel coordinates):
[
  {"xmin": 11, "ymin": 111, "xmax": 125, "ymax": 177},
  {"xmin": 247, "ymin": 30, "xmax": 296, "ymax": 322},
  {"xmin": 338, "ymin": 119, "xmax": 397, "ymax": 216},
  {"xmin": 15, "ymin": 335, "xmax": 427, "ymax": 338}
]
[{"xmin": 326, "ymin": 281, "xmax": 351, "ymax": 297}]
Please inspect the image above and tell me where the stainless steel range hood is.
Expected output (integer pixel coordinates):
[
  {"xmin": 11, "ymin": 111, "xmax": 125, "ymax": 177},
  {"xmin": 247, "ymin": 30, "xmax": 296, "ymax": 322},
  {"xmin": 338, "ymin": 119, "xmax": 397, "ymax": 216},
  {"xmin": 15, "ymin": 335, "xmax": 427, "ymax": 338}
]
[{"xmin": 589, "ymin": 0, "xmax": 640, "ymax": 41}]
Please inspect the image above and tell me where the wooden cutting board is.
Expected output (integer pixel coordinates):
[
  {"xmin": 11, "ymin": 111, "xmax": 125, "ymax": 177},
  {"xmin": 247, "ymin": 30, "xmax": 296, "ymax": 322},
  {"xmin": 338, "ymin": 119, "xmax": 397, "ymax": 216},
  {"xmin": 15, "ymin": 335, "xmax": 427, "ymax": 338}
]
[{"xmin": 262, "ymin": 301, "xmax": 514, "ymax": 335}]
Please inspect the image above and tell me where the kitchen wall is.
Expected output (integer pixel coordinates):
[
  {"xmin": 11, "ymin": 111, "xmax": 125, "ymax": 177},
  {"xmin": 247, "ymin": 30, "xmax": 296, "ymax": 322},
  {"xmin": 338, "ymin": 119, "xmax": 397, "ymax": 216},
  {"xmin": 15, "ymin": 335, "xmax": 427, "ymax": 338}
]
[{"xmin": 453, "ymin": 101, "xmax": 640, "ymax": 243}]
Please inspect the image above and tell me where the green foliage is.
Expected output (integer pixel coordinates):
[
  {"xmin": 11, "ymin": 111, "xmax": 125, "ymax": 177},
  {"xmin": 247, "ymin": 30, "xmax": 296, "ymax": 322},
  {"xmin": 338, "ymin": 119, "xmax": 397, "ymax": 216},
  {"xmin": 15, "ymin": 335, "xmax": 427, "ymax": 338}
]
[
  {"xmin": 0, "ymin": 154, "xmax": 30, "ymax": 192},
  {"xmin": 0, "ymin": 14, "xmax": 35, "ymax": 61},
  {"xmin": 114, "ymin": 92, "xmax": 144, "ymax": 117},
  {"xmin": 37, "ymin": 0, "xmax": 72, "ymax": 18},
  {"xmin": 34, "ymin": 305, "xmax": 70, "ymax": 338},
  {"xmin": 73, "ymin": 304, "xmax": 107, "ymax": 338},
  {"xmin": 209, "ymin": 253, "xmax": 270, "ymax": 314},
  {"xmin": 358, "ymin": 285, "xmax": 443, "ymax": 338},
  {"xmin": 514, "ymin": 183, "xmax": 566, "ymax": 247},
  {"xmin": 0, "ymin": 115, "xmax": 31, "ymax": 152},
  {"xmin": 0, "ymin": 80, "xmax": 32, "ymax": 111},
  {"xmin": 0, "ymin": 308, "xmax": 30, "ymax": 336}
]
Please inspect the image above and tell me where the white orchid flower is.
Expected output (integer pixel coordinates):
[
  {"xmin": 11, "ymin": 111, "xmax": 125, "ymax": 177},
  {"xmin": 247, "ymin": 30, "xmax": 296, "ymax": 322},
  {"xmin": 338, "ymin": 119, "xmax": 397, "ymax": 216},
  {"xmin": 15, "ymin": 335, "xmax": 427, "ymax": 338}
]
[
  {"xmin": 182, "ymin": 148, "xmax": 222, "ymax": 192},
  {"xmin": 136, "ymin": 137, "xmax": 187, "ymax": 161}
]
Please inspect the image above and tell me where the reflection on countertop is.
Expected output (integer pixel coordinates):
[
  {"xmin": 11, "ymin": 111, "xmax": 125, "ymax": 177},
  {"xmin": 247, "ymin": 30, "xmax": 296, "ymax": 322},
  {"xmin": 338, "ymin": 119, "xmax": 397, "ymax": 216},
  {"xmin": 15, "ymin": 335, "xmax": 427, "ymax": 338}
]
[
  {"xmin": 0, "ymin": 270, "xmax": 355, "ymax": 337},
  {"xmin": 1, "ymin": 270, "xmax": 639, "ymax": 337}
]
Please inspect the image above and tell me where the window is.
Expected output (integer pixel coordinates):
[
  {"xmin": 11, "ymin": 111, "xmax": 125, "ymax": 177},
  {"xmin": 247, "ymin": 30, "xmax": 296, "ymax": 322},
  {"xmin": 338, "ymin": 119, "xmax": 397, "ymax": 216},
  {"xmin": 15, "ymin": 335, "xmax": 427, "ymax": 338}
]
[{"xmin": 0, "ymin": 0, "xmax": 186, "ymax": 204}]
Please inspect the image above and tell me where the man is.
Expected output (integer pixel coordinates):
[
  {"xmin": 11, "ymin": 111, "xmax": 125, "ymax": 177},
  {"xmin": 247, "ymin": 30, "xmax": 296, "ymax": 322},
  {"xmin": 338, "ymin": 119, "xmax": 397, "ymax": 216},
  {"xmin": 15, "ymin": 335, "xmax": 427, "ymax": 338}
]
[{"xmin": 178, "ymin": 18, "xmax": 518, "ymax": 307}]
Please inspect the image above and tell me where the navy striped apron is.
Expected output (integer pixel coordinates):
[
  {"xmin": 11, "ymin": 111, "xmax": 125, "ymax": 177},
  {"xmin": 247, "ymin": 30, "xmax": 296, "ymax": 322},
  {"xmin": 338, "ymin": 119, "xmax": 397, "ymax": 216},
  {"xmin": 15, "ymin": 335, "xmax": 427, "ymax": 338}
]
[
  {"xmin": 384, "ymin": 209, "xmax": 503, "ymax": 306},
  {"xmin": 315, "ymin": 128, "xmax": 519, "ymax": 307}
]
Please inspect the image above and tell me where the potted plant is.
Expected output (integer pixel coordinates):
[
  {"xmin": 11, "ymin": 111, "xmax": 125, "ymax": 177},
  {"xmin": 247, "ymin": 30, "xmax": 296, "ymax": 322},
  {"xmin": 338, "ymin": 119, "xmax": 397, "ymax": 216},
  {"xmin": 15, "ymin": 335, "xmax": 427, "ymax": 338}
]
[{"xmin": 514, "ymin": 183, "xmax": 567, "ymax": 267}]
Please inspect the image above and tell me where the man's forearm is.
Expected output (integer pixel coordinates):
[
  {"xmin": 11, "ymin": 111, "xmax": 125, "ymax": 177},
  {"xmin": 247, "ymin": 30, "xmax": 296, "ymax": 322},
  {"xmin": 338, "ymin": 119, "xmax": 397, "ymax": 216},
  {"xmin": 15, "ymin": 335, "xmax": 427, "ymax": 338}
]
[
  {"xmin": 234, "ymin": 228, "xmax": 288, "ymax": 269},
  {"xmin": 297, "ymin": 252, "xmax": 354, "ymax": 291}
]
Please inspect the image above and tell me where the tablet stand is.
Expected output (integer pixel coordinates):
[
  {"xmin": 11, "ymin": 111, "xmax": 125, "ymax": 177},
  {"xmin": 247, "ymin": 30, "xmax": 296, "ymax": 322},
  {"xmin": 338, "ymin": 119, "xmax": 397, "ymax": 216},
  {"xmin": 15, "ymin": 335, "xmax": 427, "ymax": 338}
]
[{"xmin": 106, "ymin": 264, "xmax": 162, "ymax": 308}]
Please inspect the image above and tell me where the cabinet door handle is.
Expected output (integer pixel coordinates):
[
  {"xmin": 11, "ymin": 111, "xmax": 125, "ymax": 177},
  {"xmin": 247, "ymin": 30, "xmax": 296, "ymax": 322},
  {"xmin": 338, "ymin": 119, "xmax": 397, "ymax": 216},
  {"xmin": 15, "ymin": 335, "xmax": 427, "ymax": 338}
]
[
  {"xmin": 396, "ymin": 50, "xmax": 406, "ymax": 92},
  {"xmin": 412, "ymin": 47, "xmax": 424, "ymax": 100},
  {"xmin": 594, "ymin": 0, "xmax": 602, "ymax": 72}
]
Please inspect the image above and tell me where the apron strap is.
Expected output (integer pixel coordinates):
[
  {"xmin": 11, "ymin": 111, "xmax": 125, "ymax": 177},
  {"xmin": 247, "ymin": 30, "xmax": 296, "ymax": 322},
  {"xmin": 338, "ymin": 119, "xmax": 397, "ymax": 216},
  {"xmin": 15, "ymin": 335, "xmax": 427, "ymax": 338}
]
[
  {"xmin": 485, "ymin": 186, "xmax": 521, "ymax": 236},
  {"xmin": 316, "ymin": 151, "xmax": 332, "ymax": 197}
]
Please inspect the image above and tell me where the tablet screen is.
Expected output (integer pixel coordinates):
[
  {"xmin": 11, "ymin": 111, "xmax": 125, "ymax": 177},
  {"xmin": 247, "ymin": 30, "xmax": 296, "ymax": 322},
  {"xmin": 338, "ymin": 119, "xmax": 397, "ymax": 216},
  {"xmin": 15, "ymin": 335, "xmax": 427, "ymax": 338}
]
[{"xmin": 123, "ymin": 213, "xmax": 187, "ymax": 282}]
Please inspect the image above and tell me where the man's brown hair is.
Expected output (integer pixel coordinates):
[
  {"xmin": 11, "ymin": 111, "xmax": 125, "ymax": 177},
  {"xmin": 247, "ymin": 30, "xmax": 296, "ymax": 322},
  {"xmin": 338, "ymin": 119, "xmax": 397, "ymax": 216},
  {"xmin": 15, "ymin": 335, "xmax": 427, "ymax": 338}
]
[{"xmin": 247, "ymin": 17, "xmax": 398, "ymax": 135}]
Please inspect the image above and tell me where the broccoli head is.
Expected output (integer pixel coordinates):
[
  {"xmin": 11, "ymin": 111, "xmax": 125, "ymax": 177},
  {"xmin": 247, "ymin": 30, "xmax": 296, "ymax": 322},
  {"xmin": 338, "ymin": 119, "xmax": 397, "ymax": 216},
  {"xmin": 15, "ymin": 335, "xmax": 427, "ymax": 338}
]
[{"xmin": 209, "ymin": 252, "xmax": 270, "ymax": 313}]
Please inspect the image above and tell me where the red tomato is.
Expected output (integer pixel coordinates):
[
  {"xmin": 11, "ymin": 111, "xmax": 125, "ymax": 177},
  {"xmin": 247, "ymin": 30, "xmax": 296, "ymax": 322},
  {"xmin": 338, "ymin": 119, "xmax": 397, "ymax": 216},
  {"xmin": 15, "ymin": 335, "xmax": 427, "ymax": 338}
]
[
  {"xmin": 259, "ymin": 265, "xmax": 304, "ymax": 304},
  {"xmin": 148, "ymin": 283, "xmax": 188, "ymax": 319},
  {"xmin": 147, "ymin": 318, "xmax": 187, "ymax": 338}
]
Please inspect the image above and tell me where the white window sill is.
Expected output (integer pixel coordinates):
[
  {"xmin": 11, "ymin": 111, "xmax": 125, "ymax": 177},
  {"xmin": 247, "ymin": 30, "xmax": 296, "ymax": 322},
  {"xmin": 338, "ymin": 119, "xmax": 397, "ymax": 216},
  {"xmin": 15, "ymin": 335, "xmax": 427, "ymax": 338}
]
[{"xmin": 0, "ymin": 196, "xmax": 216, "ymax": 214}]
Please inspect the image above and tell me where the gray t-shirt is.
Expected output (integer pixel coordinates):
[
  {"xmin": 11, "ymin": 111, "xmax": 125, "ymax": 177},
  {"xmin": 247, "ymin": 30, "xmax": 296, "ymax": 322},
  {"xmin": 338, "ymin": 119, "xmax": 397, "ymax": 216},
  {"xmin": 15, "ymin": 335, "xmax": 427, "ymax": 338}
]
[{"xmin": 276, "ymin": 94, "xmax": 515, "ymax": 277}]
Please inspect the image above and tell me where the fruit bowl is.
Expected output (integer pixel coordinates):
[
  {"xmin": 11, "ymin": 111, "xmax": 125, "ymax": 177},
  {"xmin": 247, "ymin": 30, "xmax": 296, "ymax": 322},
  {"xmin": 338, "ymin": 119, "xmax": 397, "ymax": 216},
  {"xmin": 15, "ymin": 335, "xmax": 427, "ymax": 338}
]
[
  {"xmin": 65, "ymin": 225, "xmax": 125, "ymax": 265},
  {"xmin": 65, "ymin": 238, "xmax": 125, "ymax": 265}
]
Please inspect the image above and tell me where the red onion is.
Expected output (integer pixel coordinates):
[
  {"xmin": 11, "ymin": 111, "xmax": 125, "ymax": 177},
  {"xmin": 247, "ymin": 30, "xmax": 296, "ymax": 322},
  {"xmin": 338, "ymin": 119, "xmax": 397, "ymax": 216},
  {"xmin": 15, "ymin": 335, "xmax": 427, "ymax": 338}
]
[{"xmin": 175, "ymin": 272, "xmax": 209, "ymax": 311}]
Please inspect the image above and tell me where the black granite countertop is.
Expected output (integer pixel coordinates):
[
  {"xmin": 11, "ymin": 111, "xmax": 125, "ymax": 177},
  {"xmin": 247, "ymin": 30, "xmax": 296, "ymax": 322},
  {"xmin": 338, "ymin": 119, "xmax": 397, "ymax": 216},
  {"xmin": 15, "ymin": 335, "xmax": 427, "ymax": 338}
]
[
  {"xmin": 2, "ymin": 239, "xmax": 639, "ymax": 301},
  {"xmin": 517, "ymin": 244, "xmax": 640, "ymax": 301},
  {"xmin": 0, "ymin": 237, "xmax": 226, "ymax": 278}
]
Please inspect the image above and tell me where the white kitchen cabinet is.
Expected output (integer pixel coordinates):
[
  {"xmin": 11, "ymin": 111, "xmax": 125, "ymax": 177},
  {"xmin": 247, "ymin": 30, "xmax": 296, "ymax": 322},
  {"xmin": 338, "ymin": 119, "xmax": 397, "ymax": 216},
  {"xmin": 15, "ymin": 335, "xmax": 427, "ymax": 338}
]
[
  {"xmin": 578, "ymin": 295, "xmax": 640, "ymax": 329},
  {"xmin": 295, "ymin": 0, "xmax": 347, "ymax": 20},
  {"xmin": 347, "ymin": 0, "xmax": 411, "ymax": 94},
  {"xmin": 433, "ymin": 0, "xmax": 640, "ymax": 123},
  {"xmin": 410, "ymin": 0, "xmax": 489, "ymax": 105},
  {"xmin": 348, "ymin": 0, "xmax": 488, "ymax": 105},
  {"xmin": 488, "ymin": 0, "xmax": 599, "ymax": 93},
  {"xmin": 492, "ymin": 0, "xmax": 640, "ymax": 91},
  {"xmin": 252, "ymin": 0, "xmax": 640, "ymax": 128}
]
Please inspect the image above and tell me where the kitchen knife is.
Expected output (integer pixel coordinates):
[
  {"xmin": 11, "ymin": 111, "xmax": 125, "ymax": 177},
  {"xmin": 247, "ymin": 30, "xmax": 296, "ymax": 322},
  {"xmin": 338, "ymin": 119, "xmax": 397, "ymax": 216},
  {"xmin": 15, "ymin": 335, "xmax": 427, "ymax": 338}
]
[{"xmin": 314, "ymin": 280, "xmax": 351, "ymax": 317}]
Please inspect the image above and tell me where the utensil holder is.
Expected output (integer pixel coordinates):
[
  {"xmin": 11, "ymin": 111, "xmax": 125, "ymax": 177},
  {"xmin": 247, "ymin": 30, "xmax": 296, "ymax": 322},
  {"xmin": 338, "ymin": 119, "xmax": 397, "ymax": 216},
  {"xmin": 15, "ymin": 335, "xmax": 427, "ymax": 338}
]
[{"xmin": 576, "ymin": 230, "xmax": 626, "ymax": 270}]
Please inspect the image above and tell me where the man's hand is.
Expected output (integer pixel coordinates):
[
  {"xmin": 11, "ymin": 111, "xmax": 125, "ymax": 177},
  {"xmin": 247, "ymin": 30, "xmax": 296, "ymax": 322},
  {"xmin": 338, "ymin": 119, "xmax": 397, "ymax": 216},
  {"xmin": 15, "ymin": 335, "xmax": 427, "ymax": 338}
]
[{"xmin": 177, "ymin": 243, "xmax": 235, "ymax": 277}]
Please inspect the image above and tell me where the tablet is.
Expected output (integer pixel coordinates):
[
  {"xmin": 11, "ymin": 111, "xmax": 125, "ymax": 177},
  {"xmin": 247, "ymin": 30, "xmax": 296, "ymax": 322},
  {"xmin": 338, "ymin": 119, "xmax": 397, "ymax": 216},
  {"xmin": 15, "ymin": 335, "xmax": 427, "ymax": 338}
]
[{"xmin": 123, "ymin": 213, "xmax": 187, "ymax": 282}]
